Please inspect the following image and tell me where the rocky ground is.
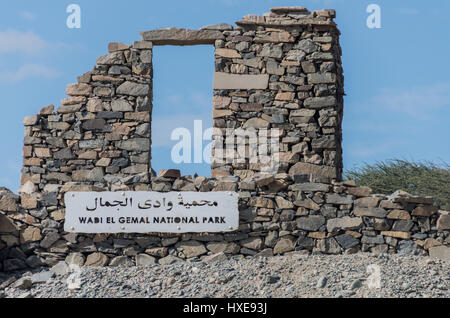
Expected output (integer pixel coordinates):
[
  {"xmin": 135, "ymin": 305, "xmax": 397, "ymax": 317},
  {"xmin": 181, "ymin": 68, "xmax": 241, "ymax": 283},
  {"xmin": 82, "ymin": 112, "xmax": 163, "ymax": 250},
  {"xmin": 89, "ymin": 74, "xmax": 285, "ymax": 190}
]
[{"xmin": 0, "ymin": 252, "xmax": 448, "ymax": 299}]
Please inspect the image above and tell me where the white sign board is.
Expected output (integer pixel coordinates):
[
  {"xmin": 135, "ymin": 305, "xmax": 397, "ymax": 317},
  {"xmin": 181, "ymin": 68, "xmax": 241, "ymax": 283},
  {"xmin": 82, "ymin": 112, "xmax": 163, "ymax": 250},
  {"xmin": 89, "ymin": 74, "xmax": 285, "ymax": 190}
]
[{"xmin": 64, "ymin": 191, "xmax": 239, "ymax": 234}]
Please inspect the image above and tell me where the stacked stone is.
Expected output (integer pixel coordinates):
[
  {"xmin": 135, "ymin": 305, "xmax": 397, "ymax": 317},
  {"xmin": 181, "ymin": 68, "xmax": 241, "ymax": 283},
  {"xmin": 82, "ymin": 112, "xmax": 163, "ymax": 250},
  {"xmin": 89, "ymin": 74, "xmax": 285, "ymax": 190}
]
[
  {"xmin": 22, "ymin": 41, "xmax": 153, "ymax": 194},
  {"xmin": 1, "ymin": 41, "xmax": 154, "ymax": 271},
  {"xmin": 2, "ymin": 174, "xmax": 449, "ymax": 270},
  {"xmin": 1, "ymin": 6, "xmax": 449, "ymax": 271},
  {"xmin": 211, "ymin": 6, "xmax": 343, "ymax": 182}
]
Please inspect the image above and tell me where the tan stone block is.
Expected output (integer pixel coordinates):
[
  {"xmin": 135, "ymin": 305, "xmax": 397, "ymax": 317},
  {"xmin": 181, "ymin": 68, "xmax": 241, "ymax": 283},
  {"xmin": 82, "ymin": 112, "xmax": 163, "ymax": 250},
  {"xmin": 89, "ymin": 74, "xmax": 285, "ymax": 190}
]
[
  {"xmin": 281, "ymin": 60, "xmax": 300, "ymax": 67},
  {"xmin": 249, "ymin": 197, "xmax": 275, "ymax": 209},
  {"xmin": 92, "ymin": 75, "xmax": 123, "ymax": 83},
  {"xmin": 254, "ymin": 32, "xmax": 295, "ymax": 43},
  {"xmin": 87, "ymin": 99, "xmax": 104, "ymax": 113},
  {"xmin": 34, "ymin": 148, "xmax": 52, "ymax": 158},
  {"xmin": 309, "ymin": 232, "xmax": 327, "ymax": 239},
  {"xmin": 0, "ymin": 196, "xmax": 19, "ymax": 212},
  {"xmin": 257, "ymin": 208, "xmax": 274, "ymax": 217},
  {"xmin": 124, "ymin": 112, "xmax": 150, "ymax": 122},
  {"xmin": 65, "ymin": 83, "xmax": 92, "ymax": 96},
  {"xmin": 60, "ymin": 184, "xmax": 103, "ymax": 193},
  {"xmin": 213, "ymin": 73, "xmax": 269, "ymax": 90},
  {"xmin": 322, "ymin": 43, "xmax": 332, "ymax": 51},
  {"xmin": 387, "ymin": 209, "xmax": 411, "ymax": 220},
  {"xmin": 39, "ymin": 104, "xmax": 55, "ymax": 115},
  {"xmin": 106, "ymin": 132, "xmax": 122, "ymax": 141},
  {"xmin": 93, "ymin": 233, "xmax": 108, "ymax": 243},
  {"xmin": 214, "ymin": 181, "xmax": 237, "ymax": 192},
  {"xmin": 270, "ymin": 6, "xmax": 308, "ymax": 14},
  {"xmin": 273, "ymin": 237, "xmax": 294, "ymax": 254},
  {"xmin": 23, "ymin": 115, "xmax": 40, "ymax": 126},
  {"xmin": 67, "ymin": 140, "xmax": 78, "ymax": 148},
  {"xmin": 275, "ymin": 92, "xmax": 295, "ymax": 101},
  {"xmin": 112, "ymin": 124, "xmax": 132, "ymax": 136},
  {"xmin": 51, "ymin": 210, "xmax": 65, "ymax": 221},
  {"xmin": 212, "ymin": 169, "xmax": 230, "ymax": 179},
  {"xmin": 47, "ymin": 122, "xmax": 71, "ymax": 130},
  {"xmin": 289, "ymin": 162, "xmax": 337, "ymax": 181},
  {"xmin": 20, "ymin": 194, "xmax": 38, "ymax": 209},
  {"xmin": 437, "ymin": 213, "xmax": 450, "ymax": 230},
  {"xmin": 145, "ymin": 247, "xmax": 169, "ymax": 258},
  {"xmin": 159, "ymin": 169, "xmax": 181, "ymax": 178},
  {"xmin": 215, "ymin": 48, "xmax": 241, "ymax": 58},
  {"xmin": 277, "ymin": 152, "xmax": 299, "ymax": 164},
  {"xmin": 23, "ymin": 146, "xmax": 33, "ymax": 157},
  {"xmin": 23, "ymin": 158, "xmax": 42, "ymax": 167},
  {"xmin": 354, "ymin": 197, "xmax": 380, "ymax": 208},
  {"xmin": 108, "ymin": 42, "xmax": 130, "ymax": 52},
  {"xmin": 240, "ymin": 237, "xmax": 263, "ymax": 251},
  {"xmin": 85, "ymin": 252, "xmax": 109, "ymax": 266},
  {"xmin": 213, "ymin": 109, "xmax": 233, "ymax": 119},
  {"xmin": 423, "ymin": 238, "xmax": 442, "ymax": 250},
  {"xmin": 295, "ymin": 198, "xmax": 320, "ymax": 211},
  {"xmin": 21, "ymin": 227, "xmax": 42, "ymax": 243},
  {"xmin": 61, "ymin": 96, "xmax": 87, "ymax": 106},
  {"xmin": 133, "ymin": 41, "xmax": 154, "ymax": 49},
  {"xmin": 345, "ymin": 186, "xmax": 372, "ymax": 197},
  {"xmin": 240, "ymin": 103, "xmax": 263, "ymax": 112},
  {"xmin": 275, "ymin": 196, "xmax": 294, "ymax": 209},
  {"xmin": 31, "ymin": 174, "xmax": 41, "ymax": 184},
  {"xmin": 345, "ymin": 230, "xmax": 362, "ymax": 239},
  {"xmin": 380, "ymin": 200, "xmax": 403, "ymax": 209},
  {"xmin": 381, "ymin": 231, "xmax": 411, "ymax": 239},
  {"xmin": 96, "ymin": 158, "xmax": 111, "ymax": 167},
  {"xmin": 412, "ymin": 205, "xmax": 438, "ymax": 217},
  {"xmin": 429, "ymin": 246, "xmax": 450, "ymax": 261},
  {"xmin": 100, "ymin": 150, "xmax": 122, "ymax": 158},
  {"xmin": 0, "ymin": 214, "xmax": 19, "ymax": 233},
  {"xmin": 213, "ymin": 96, "xmax": 231, "ymax": 109}
]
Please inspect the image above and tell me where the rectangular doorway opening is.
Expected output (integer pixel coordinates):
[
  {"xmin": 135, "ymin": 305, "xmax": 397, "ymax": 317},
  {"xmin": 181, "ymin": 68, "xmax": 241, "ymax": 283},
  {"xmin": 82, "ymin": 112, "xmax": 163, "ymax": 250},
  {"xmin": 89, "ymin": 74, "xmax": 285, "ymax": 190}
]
[{"xmin": 151, "ymin": 45, "xmax": 214, "ymax": 178}]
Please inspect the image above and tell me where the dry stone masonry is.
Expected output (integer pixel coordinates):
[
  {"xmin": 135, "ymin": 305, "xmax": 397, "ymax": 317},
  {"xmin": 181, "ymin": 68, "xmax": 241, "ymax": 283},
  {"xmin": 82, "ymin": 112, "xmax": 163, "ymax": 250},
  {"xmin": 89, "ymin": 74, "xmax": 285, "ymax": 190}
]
[{"xmin": 1, "ymin": 6, "xmax": 449, "ymax": 271}]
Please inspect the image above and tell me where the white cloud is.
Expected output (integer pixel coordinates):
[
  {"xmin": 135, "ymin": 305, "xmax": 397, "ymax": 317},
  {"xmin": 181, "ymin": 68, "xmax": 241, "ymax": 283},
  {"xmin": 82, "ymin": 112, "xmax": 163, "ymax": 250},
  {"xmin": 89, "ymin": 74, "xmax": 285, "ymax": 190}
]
[
  {"xmin": 161, "ymin": 91, "xmax": 212, "ymax": 112},
  {"xmin": 348, "ymin": 83, "xmax": 450, "ymax": 120},
  {"xmin": 0, "ymin": 64, "xmax": 61, "ymax": 83},
  {"xmin": 347, "ymin": 140, "xmax": 402, "ymax": 158},
  {"xmin": 371, "ymin": 83, "xmax": 450, "ymax": 119},
  {"xmin": 217, "ymin": 0, "xmax": 242, "ymax": 7},
  {"xmin": 396, "ymin": 8, "xmax": 420, "ymax": 15},
  {"xmin": 307, "ymin": 0, "xmax": 344, "ymax": 6},
  {"xmin": 19, "ymin": 11, "xmax": 37, "ymax": 20},
  {"xmin": 0, "ymin": 29, "xmax": 48, "ymax": 55},
  {"xmin": 152, "ymin": 113, "xmax": 211, "ymax": 147}
]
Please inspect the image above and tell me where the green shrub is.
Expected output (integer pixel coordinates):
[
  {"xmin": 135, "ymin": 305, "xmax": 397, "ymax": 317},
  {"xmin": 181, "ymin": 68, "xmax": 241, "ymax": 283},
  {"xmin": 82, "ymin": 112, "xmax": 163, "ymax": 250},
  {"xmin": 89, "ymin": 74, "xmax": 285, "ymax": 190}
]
[{"xmin": 345, "ymin": 159, "xmax": 450, "ymax": 210}]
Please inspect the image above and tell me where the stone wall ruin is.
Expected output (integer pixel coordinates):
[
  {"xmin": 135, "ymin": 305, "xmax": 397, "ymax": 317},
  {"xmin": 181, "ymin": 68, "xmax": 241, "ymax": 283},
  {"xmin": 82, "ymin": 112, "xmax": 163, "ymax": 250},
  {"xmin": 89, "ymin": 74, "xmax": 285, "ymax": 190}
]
[{"xmin": 0, "ymin": 6, "xmax": 449, "ymax": 271}]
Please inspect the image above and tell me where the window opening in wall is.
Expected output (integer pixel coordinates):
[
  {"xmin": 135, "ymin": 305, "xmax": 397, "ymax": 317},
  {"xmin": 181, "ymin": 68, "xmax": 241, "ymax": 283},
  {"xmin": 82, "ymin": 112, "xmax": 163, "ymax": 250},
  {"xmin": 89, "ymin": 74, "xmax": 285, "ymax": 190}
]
[{"xmin": 151, "ymin": 45, "xmax": 214, "ymax": 178}]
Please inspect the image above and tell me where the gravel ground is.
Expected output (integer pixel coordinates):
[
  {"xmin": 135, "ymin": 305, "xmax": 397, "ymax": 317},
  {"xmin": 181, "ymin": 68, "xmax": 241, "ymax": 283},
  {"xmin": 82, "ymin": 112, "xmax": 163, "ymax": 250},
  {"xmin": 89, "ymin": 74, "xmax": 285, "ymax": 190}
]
[{"xmin": 1, "ymin": 252, "xmax": 449, "ymax": 298}]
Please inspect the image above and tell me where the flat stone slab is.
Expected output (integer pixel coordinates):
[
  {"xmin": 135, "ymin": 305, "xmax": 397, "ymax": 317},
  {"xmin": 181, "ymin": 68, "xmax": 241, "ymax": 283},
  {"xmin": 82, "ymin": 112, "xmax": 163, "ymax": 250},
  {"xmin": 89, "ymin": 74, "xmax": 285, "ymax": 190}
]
[
  {"xmin": 140, "ymin": 28, "xmax": 223, "ymax": 45},
  {"xmin": 429, "ymin": 246, "xmax": 450, "ymax": 261},
  {"xmin": 270, "ymin": 6, "xmax": 309, "ymax": 14},
  {"xmin": 31, "ymin": 271, "xmax": 55, "ymax": 284},
  {"xmin": 213, "ymin": 73, "xmax": 269, "ymax": 90}
]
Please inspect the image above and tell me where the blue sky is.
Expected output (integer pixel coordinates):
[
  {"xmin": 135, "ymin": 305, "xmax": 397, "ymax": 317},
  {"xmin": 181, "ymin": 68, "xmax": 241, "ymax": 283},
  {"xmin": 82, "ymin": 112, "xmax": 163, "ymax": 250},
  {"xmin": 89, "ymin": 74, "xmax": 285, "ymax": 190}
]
[{"xmin": 0, "ymin": 0, "xmax": 449, "ymax": 191}]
